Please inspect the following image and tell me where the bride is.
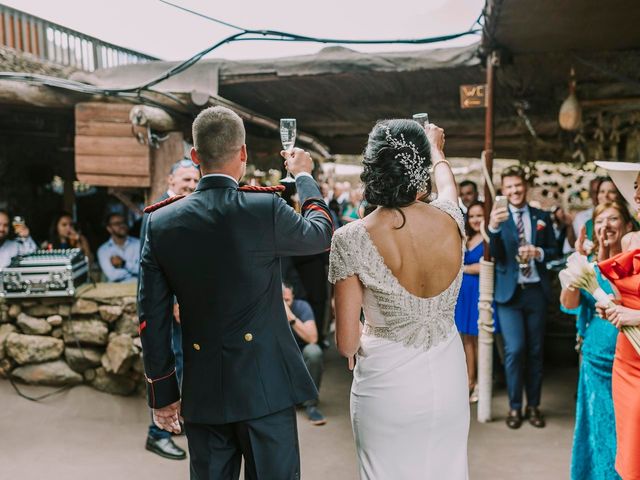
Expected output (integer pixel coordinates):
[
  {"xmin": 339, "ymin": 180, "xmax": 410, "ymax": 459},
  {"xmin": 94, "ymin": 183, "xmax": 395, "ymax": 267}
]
[{"xmin": 329, "ymin": 120, "xmax": 469, "ymax": 479}]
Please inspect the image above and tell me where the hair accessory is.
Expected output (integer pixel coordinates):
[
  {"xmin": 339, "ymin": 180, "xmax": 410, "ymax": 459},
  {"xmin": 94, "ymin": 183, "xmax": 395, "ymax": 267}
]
[{"xmin": 384, "ymin": 126, "xmax": 429, "ymax": 192}]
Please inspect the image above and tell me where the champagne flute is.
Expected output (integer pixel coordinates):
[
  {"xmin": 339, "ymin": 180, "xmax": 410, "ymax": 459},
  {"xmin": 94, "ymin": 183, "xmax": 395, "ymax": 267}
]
[
  {"xmin": 515, "ymin": 244, "xmax": 530, "ymax": 270},
  {"xmin": 280, "ymin": 118, "xmax": 297, "ymax": 183},
  {"xmin": 413, "ymin": 112, "xmax": 429, "ymax": 127}
]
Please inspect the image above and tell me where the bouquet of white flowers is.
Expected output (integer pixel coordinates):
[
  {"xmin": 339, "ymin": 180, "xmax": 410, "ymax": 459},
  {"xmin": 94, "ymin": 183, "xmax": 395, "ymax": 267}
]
[{"xmin": 559, "ymin": 252, "xmax": 640, "ymax": 355}]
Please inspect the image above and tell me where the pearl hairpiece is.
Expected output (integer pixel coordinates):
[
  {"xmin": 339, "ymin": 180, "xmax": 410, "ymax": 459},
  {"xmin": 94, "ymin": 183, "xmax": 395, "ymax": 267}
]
[{"xmin": 384, "ymin": 126, "xmax": 430, "ymax": 192}]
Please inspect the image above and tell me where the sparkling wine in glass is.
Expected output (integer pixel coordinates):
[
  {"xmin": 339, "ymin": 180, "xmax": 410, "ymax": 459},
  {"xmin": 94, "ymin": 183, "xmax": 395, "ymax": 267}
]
[
  {"xmin": 413, "ymin": 112, "xmax": 429, "ymax": 127},
  {"xmin": 280, "ymin": 118, "xmax": 297, "ymax": 183}
]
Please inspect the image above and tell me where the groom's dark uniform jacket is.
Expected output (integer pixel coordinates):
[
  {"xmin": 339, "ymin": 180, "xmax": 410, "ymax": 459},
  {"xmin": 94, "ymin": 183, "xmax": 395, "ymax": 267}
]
[{"xmin": 138, "ymin": 174, "xmax": 333, "ymax": 425}]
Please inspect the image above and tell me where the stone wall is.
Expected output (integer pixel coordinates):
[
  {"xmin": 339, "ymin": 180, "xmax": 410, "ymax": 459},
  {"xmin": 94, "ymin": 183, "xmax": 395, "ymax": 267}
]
[{"xmin": 0, "ymin": 283, "xmax": 145, "ymax": 396}]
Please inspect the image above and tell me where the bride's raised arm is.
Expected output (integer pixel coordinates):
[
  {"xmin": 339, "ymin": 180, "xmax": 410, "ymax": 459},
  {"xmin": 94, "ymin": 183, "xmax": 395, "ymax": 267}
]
[{"xmin": 426, "ymin": 124, "xmax": 457, "ymax": 204}]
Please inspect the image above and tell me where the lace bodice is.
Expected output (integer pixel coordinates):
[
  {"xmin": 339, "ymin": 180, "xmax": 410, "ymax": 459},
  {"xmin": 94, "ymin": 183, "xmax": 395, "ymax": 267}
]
[{"xmin": 328, "ymin": 199, "xmax": 465, "ymax": 351}]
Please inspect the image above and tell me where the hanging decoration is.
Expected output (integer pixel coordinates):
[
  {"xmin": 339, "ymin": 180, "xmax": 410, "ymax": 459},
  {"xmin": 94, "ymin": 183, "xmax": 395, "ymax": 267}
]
[{"xmin": 559, "ymin": 67, "xmax": 582, "ymax": 131}]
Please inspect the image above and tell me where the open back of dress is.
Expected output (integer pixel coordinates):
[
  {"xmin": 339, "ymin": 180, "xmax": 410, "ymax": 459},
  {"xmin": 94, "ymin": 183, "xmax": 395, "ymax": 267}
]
[{"xmin": 329, "ymin": 198, "xmax": 470, "ymax": 480}]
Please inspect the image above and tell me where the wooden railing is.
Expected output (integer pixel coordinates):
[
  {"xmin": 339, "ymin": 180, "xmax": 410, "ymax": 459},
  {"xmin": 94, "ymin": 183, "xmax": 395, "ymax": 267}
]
[{"xmin": 0, "ymin": 4, "xmax": 158, "ymax": 71}]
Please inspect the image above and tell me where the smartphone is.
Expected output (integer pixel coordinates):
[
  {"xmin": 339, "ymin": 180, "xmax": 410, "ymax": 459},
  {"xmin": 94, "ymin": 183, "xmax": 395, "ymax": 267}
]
[{"xmin": 494, "ymin": 195, "xmax": 508, "ymax": 210}]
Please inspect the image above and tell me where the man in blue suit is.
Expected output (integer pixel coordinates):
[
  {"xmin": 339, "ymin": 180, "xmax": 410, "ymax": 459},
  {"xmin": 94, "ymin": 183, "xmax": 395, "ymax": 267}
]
[{"xmin": 488, "ymin": 166, "xmax": 559, "ymax": 430}]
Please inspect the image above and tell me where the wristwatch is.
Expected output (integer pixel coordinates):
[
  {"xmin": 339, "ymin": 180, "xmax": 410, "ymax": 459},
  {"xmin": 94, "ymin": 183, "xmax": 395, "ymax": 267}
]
[{"xmin": 289, "ymin": 317, "xmax": 297, "ymax": 326}]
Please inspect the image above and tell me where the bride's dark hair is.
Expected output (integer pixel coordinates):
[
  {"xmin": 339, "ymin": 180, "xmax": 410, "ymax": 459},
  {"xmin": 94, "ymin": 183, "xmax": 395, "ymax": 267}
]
[{"xmin": 361, "ymin": 119, "xmax": 432, "ymax": 226}]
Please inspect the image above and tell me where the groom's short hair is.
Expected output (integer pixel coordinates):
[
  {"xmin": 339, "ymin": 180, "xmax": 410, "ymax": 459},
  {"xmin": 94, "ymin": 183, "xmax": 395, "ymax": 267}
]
[{"xmin": 192, "ymin": 106, "xmax": 246, "ymax": 167}]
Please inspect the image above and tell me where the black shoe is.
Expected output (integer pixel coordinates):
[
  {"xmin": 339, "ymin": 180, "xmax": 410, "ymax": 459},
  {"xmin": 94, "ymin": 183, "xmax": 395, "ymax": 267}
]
[
  {"xmin": 525, "ymin": 406, "xmax": 546, "ymax": 428},
  {"xmin": 305, "ymin": 405, "xmax": 327, "ymax": 426},
  {"xmin": 506, "ymin": 409, "xmax": 522, "ymax": 429},
  {"xmin": 146, "ymin": 436, "xmax": 187, "ymax": 460}
]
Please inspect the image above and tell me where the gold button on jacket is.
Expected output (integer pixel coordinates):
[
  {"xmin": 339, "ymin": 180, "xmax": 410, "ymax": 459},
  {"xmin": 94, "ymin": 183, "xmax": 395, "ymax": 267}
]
[
  {"xmin": 193, "ymin": 343, "xmax": 201, "ymax": 351},
  {"xmin": 244, "ymin": 333, "xmax": 253, "ymax": 342}
]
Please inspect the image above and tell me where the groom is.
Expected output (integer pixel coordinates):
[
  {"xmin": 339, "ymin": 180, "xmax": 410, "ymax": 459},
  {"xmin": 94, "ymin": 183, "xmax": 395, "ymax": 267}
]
[{"xmin": 138, "ymin": 106, "xmax": 333, "ymax": 479}]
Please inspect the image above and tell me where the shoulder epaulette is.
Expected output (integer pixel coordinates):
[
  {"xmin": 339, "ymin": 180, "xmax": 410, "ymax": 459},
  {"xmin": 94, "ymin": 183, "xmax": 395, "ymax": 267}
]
[
  {"xmin": 143, "ymin": 194, "xmax": 186, "ymax": 213},
  {"xmin": 238, "ymin": 185, "xmax": 285, "ymax": 193}
]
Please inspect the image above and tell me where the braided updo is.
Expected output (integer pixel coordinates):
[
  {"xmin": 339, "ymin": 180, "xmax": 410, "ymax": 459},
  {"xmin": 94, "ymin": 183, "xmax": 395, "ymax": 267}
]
[{"xmin": 361, "ymin": 119, "xmax": 432, "ymax": 210}]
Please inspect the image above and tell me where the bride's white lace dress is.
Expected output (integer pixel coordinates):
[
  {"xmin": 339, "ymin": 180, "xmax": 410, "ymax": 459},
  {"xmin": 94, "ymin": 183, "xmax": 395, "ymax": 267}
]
[{"xmin": 329, "ymin": 199, "xmax": 470, "ymax": 479}]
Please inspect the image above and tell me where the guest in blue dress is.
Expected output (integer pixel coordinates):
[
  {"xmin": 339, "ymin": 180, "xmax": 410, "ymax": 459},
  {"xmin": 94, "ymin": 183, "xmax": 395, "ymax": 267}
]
[
  {"xmin": 560, "ymin": 202, "xmax": 633, "ymax": 480},
  {"xmin": 455, "ymin": 201, "xmax": 500, "ymax": 401}
]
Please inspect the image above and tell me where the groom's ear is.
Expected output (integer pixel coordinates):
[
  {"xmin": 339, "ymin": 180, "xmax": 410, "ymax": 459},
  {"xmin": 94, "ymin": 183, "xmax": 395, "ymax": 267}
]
[
  {"xmin": 240, "ymin": 144, "xmax": 248, "ymax": 163},
  {"xmin": 190, "ymin": 147, "xmax": 201, "ymax": 166}
]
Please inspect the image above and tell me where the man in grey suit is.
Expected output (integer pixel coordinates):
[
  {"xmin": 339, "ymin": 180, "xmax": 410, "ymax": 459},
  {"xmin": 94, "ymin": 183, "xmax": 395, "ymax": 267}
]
[{"xmin": 139, "ymin": 106, "xmax": 333, "ymax": 479}]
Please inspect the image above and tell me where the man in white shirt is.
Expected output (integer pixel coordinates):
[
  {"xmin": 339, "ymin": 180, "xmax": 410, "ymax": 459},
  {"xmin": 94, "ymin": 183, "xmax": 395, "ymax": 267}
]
[{"xmin": 0, "ymin": 210, "xmax": 37, "ymax": 269}]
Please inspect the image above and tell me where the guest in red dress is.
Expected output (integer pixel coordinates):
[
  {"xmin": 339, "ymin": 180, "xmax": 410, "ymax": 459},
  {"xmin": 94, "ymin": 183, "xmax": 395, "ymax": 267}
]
[{"xmin": 593, "ymin": 160, "xmax": 640, "ymax": 479}]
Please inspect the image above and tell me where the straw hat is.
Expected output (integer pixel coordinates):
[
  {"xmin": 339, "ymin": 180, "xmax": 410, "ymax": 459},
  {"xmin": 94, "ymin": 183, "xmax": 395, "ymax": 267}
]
[{"xmin": 594, "ymin": 161, "xmax": 640, "ymax": 211}]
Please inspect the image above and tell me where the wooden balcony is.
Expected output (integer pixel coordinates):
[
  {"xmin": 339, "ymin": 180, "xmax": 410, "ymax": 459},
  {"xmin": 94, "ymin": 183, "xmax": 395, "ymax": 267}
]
[{"xmin": 0, "ymin": 4, "xmax": 157, "ymax": 71}]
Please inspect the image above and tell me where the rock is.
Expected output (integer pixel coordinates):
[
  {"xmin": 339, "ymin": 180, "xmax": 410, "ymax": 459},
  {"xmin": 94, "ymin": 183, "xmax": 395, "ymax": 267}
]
[
  {"xmin": 131, "ymin": 354, "xmax": 145, "ymax": 374},
  {"xmin": 114, "ymin": 313, "xmax": 139, "ymax": 337},
  {"xmin": 83, "ymin": 368, "xmax": 96, "ymax": 382},
  {"xmin": 46, "ymin": 315, "xmax": 63, "ymax": 327},
  {"xmin": 58, "ymin": 304, "xmax": 71, "ymax": 317},
  {"xmin": 6, "ymin": 333, "xmax": 64, "ymax": 365},
  {"xmin": 62, "ymin": 319, "xmax": 108, "ymax": 346},
  {"xmin": 79, "ymin": 282, "xmax": 137, "ymax": 302},
  {"xmin": 0, "ymin": 323, "xmax": 18, "ymax": 360},
  {"xmin": 98, "ymin": 305, "xmax": 123, "ymax": 323},
  {"xmin": 0, "ymin": 303, "xmax": 8, "ymax": 323},
  {"xmin": 17, "ymin": 313, "xmax": 52, "ymax": 335},
  {"xmin": 8, "ymin": 303, "xmax": 21, "ymax": 319},
  {"xmin": 71, "ymin": 299, "xmax": 99, "ymax": 315},
  {"xmin": 12, "ymin": 360, "xmax": 83, "ymax": 386},
  {"xmin": 0, "ymin": 357, "xmax": 15, "ymax": 378},
  {"xmin": 51, "ymin": 328, "xmax": 63, "ymax": 339},
  {"xmin": 105, "ymin": 334, "xmax": 136, "ymax": 374},
  {"xmin": 122, "ymin": 297, "xmax": 137, "ymax": 314},
  {"xmin": 101, "ymin": 353, "xmax": 112, "ymax": 372},
  {"xmin": 25, "ymin": 304, "xmax": 59, "ymax": 317},
  {"xmin": 64, "ymin": 347, "xmax": 103, "ymax": 372},
  {"xmin": 90, "ymin": 367, "xmax": 137, "ymax": 396}
]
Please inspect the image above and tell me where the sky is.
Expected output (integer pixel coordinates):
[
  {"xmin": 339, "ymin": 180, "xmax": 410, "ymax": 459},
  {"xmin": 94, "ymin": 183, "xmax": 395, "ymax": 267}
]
[{"xmin": 5, "ymin": 0, "xmax": 485, "ymax": 61}]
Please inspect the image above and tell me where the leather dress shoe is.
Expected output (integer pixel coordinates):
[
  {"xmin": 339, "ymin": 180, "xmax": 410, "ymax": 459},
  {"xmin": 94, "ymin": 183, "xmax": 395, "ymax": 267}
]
[
  {"xmin": 506, "ymin": 409, "xmax": 523, "ymax": 429},
  {"xmin": 525, "ymin": 406, "xmax": 546, "ymax": 428},
  {"xmin": 146, "ymin": 436, "xmax": 187, "ymax": 460}
]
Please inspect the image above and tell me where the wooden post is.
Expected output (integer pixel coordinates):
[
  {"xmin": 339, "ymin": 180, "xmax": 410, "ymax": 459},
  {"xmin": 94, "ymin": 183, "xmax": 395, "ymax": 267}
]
[
  {"xmin": 477, "ymin": 50, "xmax": 498, "ymax": 423},
  {"xmin": 149, "ymin": 132, "xmax": 184, "ymax": 203},
  {"xmin": 483, "ymin": 52, "xmax": 496, "ymax": 260}
]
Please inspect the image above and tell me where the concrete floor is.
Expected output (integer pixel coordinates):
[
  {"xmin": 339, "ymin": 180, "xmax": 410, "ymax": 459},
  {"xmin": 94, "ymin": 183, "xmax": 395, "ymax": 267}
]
[{"xmin": 0, "ymin": 348, "xmax": 575, "ymax": 480}]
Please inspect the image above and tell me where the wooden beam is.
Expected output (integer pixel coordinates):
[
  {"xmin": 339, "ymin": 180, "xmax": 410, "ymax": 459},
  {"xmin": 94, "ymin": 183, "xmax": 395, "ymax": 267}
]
[
  {"xmin": 129, "ymin": 105, "xmax": 178, "ymax": 132},
  {"xmin": 581, "ymin": 97, "xmax": 640, "ymax": 108},
  {"xmin": 0, "ymin": 80, "xmax": 83, "ymax": 108},
  {"xmin": 77, "ymin": 173, "xmax": 150, "ymax": 188},
  {"xmin": 76, "ymin": 120, "xmax": 133, "ymax": 137},
  {"xmin": 75, "ymin": 102, "xmax": 132, "ymax": 123},
  {"xmin": 75, "ymin": 155, "xmax": 150, "ymax": 176},
  {"xmin": 75, "ymin": 136, "xmax": 148, "ymax": 157}
]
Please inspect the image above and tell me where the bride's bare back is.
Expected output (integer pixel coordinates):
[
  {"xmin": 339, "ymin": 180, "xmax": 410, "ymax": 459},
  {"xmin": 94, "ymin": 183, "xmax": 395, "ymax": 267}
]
[{"xmin": 363, "ymin": 202, "xmax": 463, "ymax": 298}]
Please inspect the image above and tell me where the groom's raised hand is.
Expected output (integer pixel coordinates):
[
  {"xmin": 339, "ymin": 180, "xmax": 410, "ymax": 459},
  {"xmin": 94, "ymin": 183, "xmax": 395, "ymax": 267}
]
[
  {"xmin": 281, "ymin": 148, "xmax": 313, "ymax": 177},
  {"xmin": 153, "ymin": 400, "xmax": 182, "ymax": 434}
]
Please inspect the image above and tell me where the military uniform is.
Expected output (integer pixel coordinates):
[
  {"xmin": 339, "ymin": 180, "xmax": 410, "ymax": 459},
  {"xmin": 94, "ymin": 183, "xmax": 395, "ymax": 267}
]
[{"xmin": 138, "ymin": 173, "xmax": 333, "ymax": 479}]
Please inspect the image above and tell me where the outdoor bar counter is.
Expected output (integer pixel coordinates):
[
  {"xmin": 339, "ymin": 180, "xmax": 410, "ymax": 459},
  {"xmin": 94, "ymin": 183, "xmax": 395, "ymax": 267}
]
[{"xmin": 0, "ymin": 283, "xmax": 145, "ymax": 396}]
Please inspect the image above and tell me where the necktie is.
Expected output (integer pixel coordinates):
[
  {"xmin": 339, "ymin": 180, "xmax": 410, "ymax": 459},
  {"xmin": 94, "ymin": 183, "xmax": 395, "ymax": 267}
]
[{"xmin": 516, "ymin": 210, "xmax": 532, "ymax": 277}]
